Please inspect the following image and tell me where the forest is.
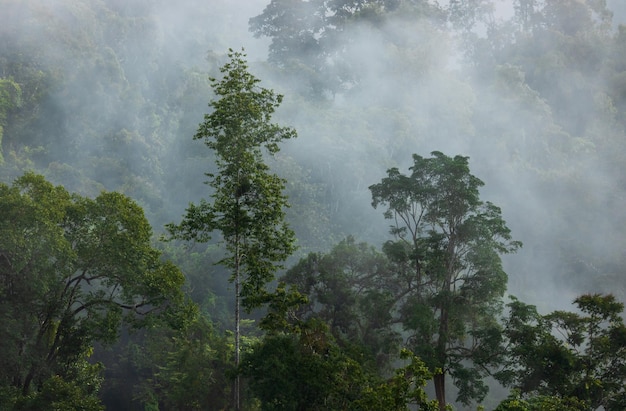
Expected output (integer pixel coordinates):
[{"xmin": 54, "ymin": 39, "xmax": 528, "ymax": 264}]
[{"xmin": 2, "ymin": 0, "xmax": 626, "ymax": 410}]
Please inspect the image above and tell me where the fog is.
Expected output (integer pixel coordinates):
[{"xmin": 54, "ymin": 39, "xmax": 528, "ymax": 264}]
[
  {"xmin": 4, "ymin": 0, "xmax": 626, "ymax": 409},
  {"xmin": 3, "ymin": 0, "xmax": 626, "ymax": 311},
  {"xmin": 3, "ymin": 0, "xmax": 626, "ymax": 361},
  {"xmin": 246, "ymin": 0, "xmax": 626, "ymax": 313}
]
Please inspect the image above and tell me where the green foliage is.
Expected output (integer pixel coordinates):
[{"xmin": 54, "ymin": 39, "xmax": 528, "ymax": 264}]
[
  {"xmin": 143, "ymin": 315, "xmax": 234, "ymax": 411},
  {"xmin": 369, "ymin": 151, "xmax": 521, "ymax": 409},
  {"xmin": 258, "ymin": 281, "xmax": 309, "ymax": 334},
  {"xmin": 1, "ymin": 352, "xmax": 104, "ymax": 411},
  {"xmin": 15, "ymin": 376, "xmax": 104, "ymax": 411},
  {"xmin": 281, "ymin": 236, "xmax": 401, "ymax": 370},
  {"xmin": 4, "ymin": 1, "xmax": 626, "ymax": 409},
  {"xmin": 167, "ymin": 48, "xmax": 297, "ymax": 310},
  {"xmin": 242, "ymin": 321, "xmax": 436, "ymax": 410},
  {"xmin": 242, "ymin": 329, "xmax": 345, "ymax": 411},
  {"xmin": 0, "ymin": 172, "xmax": 187, "ymax": 404},
  {"xmin": 353, "ymin": 349, "xmax": 439, "ymax": 411},
  {"xmin": 495, "ymin": 390, "xmax": 588, "ymax": 411},
  {"xmin": 167, "ymin": 48, "xmax": 297, "ymax": 409},
  {"xmin": 498, "ymin": 294, "xmax": 626, "ymax": 410}
]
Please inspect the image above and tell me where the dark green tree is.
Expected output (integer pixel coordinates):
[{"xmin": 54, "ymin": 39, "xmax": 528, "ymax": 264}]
[
  {"xmin": 166, "ymin": 49, "xmax": 297, "ymax": 410},
  {"xmin": 497, "ymin": 294, "xmax": 626, "ymax": 410},
  {"xmin": 369, "ymin": 151, "xmax": 521, "ymax": 410},
  {"xmin": 139, "ymin": 315, "xmax": 233, "ymax": 411},
  {"xmin": 0, "ymin": 172, "xmax": 187, "ymax": 409},
  {"xmin": 282, "ymin": 236, "xmax": 401, "ymax": 370},
  {"xmin": 494, "ymin": 390, "xmax": 588, "ymax": 411},
  {"xmin": 241, "ymin": 319, "xmax": 438, "ymax": 411},
  {"xmin": 352, "ymin": 348, "xmax": 439, "ymax": 411}
]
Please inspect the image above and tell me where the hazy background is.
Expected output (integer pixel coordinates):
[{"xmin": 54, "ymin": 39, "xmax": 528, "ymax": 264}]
[{"xmin": 2, "ymin": 0, "xmax": 626, "ymax": 318}]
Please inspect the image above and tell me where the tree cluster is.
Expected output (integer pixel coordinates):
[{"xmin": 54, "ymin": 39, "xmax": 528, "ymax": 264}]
[{"xmin": 2, "ymin": 0, "xmax": 626, "ymax": 410}]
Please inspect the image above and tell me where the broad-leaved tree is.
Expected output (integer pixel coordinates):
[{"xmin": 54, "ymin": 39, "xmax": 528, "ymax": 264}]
[
  {"xmin": 369, "ymin": 151, "xmax": 521, "ymax": 410},
  {"xmin": 0, "ymin": 172, "xmax": 186, "ymax": 409},
  {"xmin": 497, "ymin": 294, "xmax": 626, "ymax": 410}
]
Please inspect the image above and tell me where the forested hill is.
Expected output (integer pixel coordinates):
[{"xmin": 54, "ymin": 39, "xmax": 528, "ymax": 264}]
[
  {"xmin": 2, "ymin": 0, "xmax": 626, "ymax": 409},
  {"xmin": 0, "ymin": 0, "xmax": 265, "ymax": 219},
  {"xmin": 2, "ymin": 0, "xmax": 625, "ymax": 306}
]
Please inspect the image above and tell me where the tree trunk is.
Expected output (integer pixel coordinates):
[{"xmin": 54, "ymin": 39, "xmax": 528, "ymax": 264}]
[
  {"xmin": 234, "ymin": 244, "xmax": 241, "ymax": 411},
  {"xmin": 434, "ymin": 373, "xmax": 446, "ymax": 411},
  {"xmin": 22, "ymin": 366, "xmax": 35, "ymax": 396},
  {"xmin": 435, "ymin": 301, "xmax": 449, "ymax": 411}
]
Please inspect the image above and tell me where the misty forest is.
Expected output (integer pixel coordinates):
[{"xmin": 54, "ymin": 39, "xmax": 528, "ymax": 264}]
[{"xmin": 3, "ymin": 0, "xmax": 626, "ymax": 410}]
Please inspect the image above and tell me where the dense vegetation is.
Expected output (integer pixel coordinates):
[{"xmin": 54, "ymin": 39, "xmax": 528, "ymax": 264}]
[{"xmin": 2, "ymin": 0, "xmax": 626, "ymax": 409}]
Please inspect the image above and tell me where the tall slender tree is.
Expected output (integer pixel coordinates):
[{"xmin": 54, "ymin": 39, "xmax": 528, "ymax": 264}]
[{"xmin": 167, "ymin": 49, "xmax": 297, "ymax": 410}]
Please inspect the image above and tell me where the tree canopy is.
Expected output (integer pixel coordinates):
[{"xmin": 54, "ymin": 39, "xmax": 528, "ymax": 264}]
[
  {"xmin": 370, "ymin": 151, "xmax": 522, "ymax": 410},
  {"xmin": 497, "ymin": 294, "xmax": 626, "ymax": 410},
  {"xmin": 0, "ymin": 172, "xmax": 187, "ymax": 409}
]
